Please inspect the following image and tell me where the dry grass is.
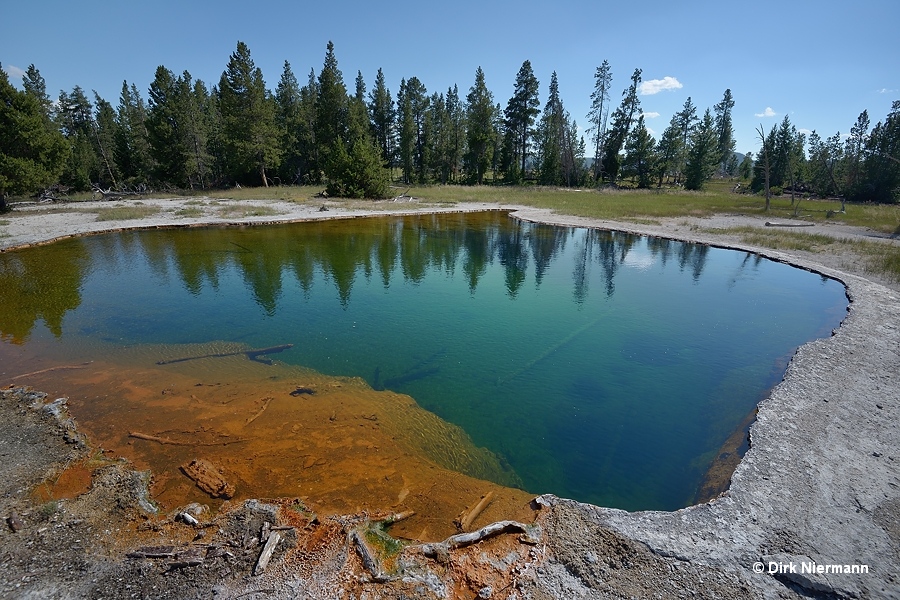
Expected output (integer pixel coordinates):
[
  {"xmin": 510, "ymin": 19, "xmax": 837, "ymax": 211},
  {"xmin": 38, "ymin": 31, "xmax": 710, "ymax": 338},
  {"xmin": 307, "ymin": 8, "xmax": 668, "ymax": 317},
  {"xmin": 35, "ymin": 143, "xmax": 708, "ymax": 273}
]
[
  {"xmin": 93, "ymin": 205, "xmax": 161, "ymax": 221},
  {"xmin": 215, "ymin": 204, "xmax": 283, "ymax": 218}
]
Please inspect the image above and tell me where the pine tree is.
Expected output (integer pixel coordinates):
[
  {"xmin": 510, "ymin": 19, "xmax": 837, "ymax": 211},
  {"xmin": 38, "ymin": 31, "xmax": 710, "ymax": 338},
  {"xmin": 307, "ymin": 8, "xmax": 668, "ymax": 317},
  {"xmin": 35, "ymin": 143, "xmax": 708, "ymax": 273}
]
[
  {"xmin": 57, "ymin": 86, "xmax": 99, "ymax": 190},
  {"xmin": 114, "ymin": 81, "xmax": 154, "ymax": 184},
  {"xmin": 713, "ymin": 89, "xmax": 736, "ymax": 175},
  {"xmin": 503, "ymin": 60, "xmax": 540, "ymax": 183},
  {"xmin": 275, "ymin": 61, "xmax": 303, "ymax": 184},
  {"xmin": 623, "ymin": 114, "xmax": 657, "ymax": 188},
  {"xmin": 218, "ymin": 41, "xmax": 280, "ymax": 186},
  {"xmin": 602, "ymin": 68, "xmax": 642, "ymax": 184},
  {"xmin": 445, "ymin": 85, "xmax": 465, "ymax": 183},
  {"xmin": 315, "ymin": 41, "xmax": 348, "ymax": 172},
  {"xmin": 653, "ymin": 115, "xmax": 682, "ymax": 187},
  {"xmin": 683, "ymin": 109, "xmax": 719, "ymax": 191},
  {"xmin": 22, "ymin": 65, "xmax": 54, "ymax": 123},
  {"xmin": 536, "ymin": 72, "xmax": 564, "ymax": 185},
  {"xmin": 368, "ymin": 68, "xmax": 396, "ymax": 170},
  {"xmin": 862, "ymin": 101, "xmax": 900, "ymax": 203},
  {"xmin": 0, "ymin": 65, "xmax": 68, "ymax": 204},
  {"xmin": 396, "ymin": 77, "xmax": 429, "ymax": 183},
  {"xmin": 464, "ymin": 67, "xmax": 496, "ymax": 184},
  {"xmin": 587, "ymin": 60, "xmax": 612, "ymax": 182},
  {"xmin": 673, "ymin": 97, "xmax": 698, "ymax": 184},
  {"xmin": 92, "ymin": 92, "xmax": 120, "ymax": 188}
]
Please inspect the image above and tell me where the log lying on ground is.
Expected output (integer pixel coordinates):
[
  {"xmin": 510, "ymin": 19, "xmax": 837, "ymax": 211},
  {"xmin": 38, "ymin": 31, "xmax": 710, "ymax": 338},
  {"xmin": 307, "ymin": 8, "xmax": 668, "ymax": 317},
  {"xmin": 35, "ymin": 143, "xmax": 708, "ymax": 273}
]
[
  {"xmin": 764, "ymin": 221, "xmax": 816, "ymax": 227},
  {"xmin": 180, "ymin": 459, "xmax": 235, "ymax": 499},
  {"xmin": 419, "ymin": 520, "xmax": 536, "ymax": 557},
  {"xmin": 254, "ymin": 531, "xmax": 282, "ymax": 575}
]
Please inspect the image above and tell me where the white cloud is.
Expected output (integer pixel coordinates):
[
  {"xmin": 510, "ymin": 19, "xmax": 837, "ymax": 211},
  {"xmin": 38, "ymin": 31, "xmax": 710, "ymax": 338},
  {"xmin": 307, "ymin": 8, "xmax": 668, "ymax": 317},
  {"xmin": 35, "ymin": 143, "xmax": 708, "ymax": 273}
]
[
  {"xmin": 878, "ymin": 88, "xmax": 896, "ymax": 94},
  {"xmin": 3, "ymin": 64, "xmax": 26, "ymax": 82},
  {"xmin": 754, "ymin": 107, "xmax": 777, "ymax": 118},
  {"xmin": 646, "ymin": 126, "xmax": 657, "ymax": 136},
  {"xmin": 639, "ymin": 77, "xmax": 682, "ymax": 95},
  {"xmin": 642, "ymin": 111, "xmax": 661, "ymax": 119},
  {"xmin": 798, "ymin": 128, "xmax": 813, "ymax": 136}
]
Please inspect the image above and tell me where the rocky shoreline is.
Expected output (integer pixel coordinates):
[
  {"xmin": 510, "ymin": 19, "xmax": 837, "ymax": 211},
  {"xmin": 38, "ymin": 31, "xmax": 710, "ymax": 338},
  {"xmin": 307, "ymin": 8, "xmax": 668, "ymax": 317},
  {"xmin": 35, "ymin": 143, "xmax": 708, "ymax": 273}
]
[{"xmin": 1, "ymin": 197, "xmax": 898, "ymax": 598}]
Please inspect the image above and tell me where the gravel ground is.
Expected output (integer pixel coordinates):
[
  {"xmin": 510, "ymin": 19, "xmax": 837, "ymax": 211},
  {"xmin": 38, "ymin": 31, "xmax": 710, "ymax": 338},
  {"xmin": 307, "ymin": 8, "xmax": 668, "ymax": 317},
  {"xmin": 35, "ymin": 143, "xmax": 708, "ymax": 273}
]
[{"xmin": 1, "ymin": 196, "xmax": 898, "ymax": 599}]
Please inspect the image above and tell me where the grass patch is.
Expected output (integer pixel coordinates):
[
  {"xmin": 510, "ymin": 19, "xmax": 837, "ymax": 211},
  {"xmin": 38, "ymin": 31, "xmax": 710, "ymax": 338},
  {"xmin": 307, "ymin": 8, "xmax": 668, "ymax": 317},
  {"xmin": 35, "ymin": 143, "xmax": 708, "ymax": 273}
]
[
  {"xmin": 174, "ymin": 207, "xmax": 205, "ymax": 218},
  {"xmin": 0, "ymin": 219, "xmax": 9, "ymax": 226},
  {"xmin": 93, "ymin": 205, "xmax": 161, "ymax": 221},
  {"xmin": 700, "ymin": 226, "xmax": 900, "ymax": 281},
  {"xmin": 206, "ymin": 186, "xmax": 322, "ymax": 203},
  {"xmin": 215, "ymin": 204, "xmax": 283, "ymax": 218}
]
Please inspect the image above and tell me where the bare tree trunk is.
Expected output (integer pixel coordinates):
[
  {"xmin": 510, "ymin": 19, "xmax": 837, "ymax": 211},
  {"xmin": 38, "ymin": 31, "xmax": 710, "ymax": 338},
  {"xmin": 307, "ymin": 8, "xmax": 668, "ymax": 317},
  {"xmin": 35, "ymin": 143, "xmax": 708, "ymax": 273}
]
[{"xmin": 756, "ymin": 125, "xmax": 771, "ymax": 212}]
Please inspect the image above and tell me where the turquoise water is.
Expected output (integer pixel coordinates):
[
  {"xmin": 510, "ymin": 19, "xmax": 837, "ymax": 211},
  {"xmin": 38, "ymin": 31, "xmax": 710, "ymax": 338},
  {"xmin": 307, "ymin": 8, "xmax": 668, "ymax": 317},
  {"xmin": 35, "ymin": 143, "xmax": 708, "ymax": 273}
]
[{"xmin": 0, "ymin": 211, "xmax": 847, "ymax": 510}]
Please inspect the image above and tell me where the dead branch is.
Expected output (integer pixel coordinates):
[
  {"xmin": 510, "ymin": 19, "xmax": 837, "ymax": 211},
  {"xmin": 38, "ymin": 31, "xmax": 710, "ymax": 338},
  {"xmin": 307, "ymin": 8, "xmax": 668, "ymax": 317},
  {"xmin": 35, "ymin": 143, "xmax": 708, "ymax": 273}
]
[
  {"xmin": 455, "ymin": 491, "xmax": 494, "ymax": 532},
  {"xmin": 128, "ymin": 431, "xmax": 247, "ymax": 447},
  {"xmin": 419, "ymin": 521, "xmax": 533, "ymax": 557},
  {"xmin": 253, "ymin": 531, "xmax": 282, "ymax": 575},
  {"xmin": 11, "ymin": 363, "xmax": 91, "ymax": 380},
  {"xmin": 245, "ymin": 397, "xmax": 274, "ymax": 426}
]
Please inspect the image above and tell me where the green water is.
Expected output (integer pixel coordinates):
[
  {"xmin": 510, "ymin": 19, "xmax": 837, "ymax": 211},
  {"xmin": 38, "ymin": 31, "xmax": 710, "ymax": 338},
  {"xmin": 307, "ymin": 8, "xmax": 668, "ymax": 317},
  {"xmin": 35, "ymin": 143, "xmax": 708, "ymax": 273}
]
[{"xmin": 0, "ymin": 211, "xmax": 847, "ymax": 510}]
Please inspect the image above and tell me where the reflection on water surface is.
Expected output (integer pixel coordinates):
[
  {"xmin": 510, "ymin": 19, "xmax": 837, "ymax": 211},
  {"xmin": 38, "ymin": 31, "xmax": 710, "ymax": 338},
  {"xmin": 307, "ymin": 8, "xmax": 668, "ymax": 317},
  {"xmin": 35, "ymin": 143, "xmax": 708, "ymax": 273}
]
[{"xmin": 0, "ymin": 212, "xmax": 847, "ymax": 513}]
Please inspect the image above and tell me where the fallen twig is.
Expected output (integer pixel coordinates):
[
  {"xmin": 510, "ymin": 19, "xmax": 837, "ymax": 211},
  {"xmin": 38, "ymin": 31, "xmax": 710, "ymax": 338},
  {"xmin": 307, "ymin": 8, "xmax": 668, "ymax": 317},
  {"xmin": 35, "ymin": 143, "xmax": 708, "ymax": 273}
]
[
  {"xmin": 128, "ymin": 431, "xmax": 247, "ymax": 447},
  {"xmin": 11, "ymin": 363, "xmax": 91, "ymax": 380},
  {"xmin": 246, "ymin": 397, "xmax": 274, "ymax": 426}
]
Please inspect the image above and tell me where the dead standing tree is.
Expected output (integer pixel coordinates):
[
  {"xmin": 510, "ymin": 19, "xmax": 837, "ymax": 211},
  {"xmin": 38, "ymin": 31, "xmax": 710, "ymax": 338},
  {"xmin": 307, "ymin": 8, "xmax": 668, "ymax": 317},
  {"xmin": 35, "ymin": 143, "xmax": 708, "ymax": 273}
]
[{"xmin": 756, "ymin": 124, "xmax": 772, "ymax": 212}]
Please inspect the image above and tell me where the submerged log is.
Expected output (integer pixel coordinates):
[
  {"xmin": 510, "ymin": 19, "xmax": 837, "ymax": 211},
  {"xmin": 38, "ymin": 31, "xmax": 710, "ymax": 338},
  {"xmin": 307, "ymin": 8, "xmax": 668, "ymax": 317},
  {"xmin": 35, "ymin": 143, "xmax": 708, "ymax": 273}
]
[
  {"xmin": 128, "ymin": 431, "xmax": 247, "ymax": 447},
  {"xmin": 180, "ymin": 459, "xmax": 235, "ymax": 499},
  {"xmin": 245, "ymin": 397, "xmax": 274, "ymax": 425},
  {"xmin": 455, "ymin": 492, "xmax": 494, "ymax": 532},
  {"xmin": 156, "ymin": 344, "xmax": 293, "ymax": 366}
]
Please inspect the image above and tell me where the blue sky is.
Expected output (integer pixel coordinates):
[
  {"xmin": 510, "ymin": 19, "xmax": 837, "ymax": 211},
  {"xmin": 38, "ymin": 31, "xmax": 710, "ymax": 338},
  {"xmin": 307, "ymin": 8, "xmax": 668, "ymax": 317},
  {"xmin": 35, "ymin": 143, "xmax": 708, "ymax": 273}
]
[{"xmin": 2, "ymin": 0, "xmax": 898, "ymax": 156}]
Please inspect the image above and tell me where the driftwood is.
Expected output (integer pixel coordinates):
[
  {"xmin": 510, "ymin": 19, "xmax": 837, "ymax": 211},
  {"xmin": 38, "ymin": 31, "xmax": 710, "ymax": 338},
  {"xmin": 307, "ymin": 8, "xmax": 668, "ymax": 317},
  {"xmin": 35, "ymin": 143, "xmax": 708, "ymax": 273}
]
[
  {"xmin": 420, "ymin": 521, "xmax": 534, "ymax": 557},
  {"xmin": 253, "ymin": 531, "xmax": 282, "ymax": 575},
  {"xmin": 11, "ymin": 363, "xmax": 91, "ymax": 380},
  {"xmin": 455, "ymin": 492, "xmax": 494, "ymax": 532},
  {"xmin": 128, "ymin": 431, "xmax": 247, "ymax": 447},
  {"xmin": 126, "ymin": 546, "xmax": 177, "ymax": 559},
  {"xmin": 180, "ymin": 459, "xmax": 235, "ymax": 499},
  {"xmin": 245, "ymin": 397, "xmax": 274, "ymax": 425},
  {"xmin": 156, "ymin": 344, "xmax": 293, "ymax": 366},
  {"xmin": 765, "ymin": 221, "xmax": 816, "ymax": 227}
]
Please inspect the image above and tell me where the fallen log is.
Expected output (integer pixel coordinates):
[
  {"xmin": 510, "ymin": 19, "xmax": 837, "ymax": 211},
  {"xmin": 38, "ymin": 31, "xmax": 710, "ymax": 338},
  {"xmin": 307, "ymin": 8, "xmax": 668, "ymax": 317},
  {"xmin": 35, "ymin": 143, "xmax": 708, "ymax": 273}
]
[
  {"xmin": 128, "ymin": 431, "xmax": 247, "ymax": 447},
  {"xmin": 126, "ymin": 546, "xmax": 176, "ymax": 559},
  {"xmin": 351, "ymin": 530, "xmax": 392, "ymax": 583},
  {"xmin": 245, "ymin": 397, "xmax": 274, "ymax": 425},
  {"xmin": 455, "ymin": 491, "xmax": 494, "ymax": 532},
  {"xmin": 180, "ymin": 459, "xmax": 235, "ymax": 499},
  {"xmin": 764, "ymin": 221, "xmax": 816, "ymax": 227},
  {"xmin": 156, "ymin": 344, "xmax": 293, "ymax": 366},
  {"xmin": 419, "ymin": 520, "xmax": 534, "ymax": 557},
  {"xmin": 253, "ymin": 531, "xmax": 282, "ymax": 575}
]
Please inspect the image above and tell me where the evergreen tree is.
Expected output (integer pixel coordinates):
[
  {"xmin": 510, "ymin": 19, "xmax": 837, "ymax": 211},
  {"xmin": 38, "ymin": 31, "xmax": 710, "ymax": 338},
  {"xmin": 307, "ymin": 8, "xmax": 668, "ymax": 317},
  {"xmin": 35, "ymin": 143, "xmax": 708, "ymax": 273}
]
[
  {"xmin": 844, "ymin": 109, "xmax": 870, "ymax": 200},
  {"xmin": 396, "ymin": 77, "xmax": 429, "ymax": 183},
  {"xmin": 673, "ymin": 97, "xmax": 698, "ymax": 183},
  {"xmin": 445, "ymin": 85, "xmax": 465, "ymax": 183},
  {"xmin": 502, "ymin": 60, "xmax": 540, "ymax": 183},
  {"xmin": 315, "ymin": 41, "xmax": 348, "ymax": 173},
  {"xmin": 464, "ymin": 67, "xmax": 496, "ymax": 184},
  {"xmin": 275, "ymin": 61, "xmax": 303, "ymax": 184},
  {"xmin": 297, "ymin": 68, "xmax": 319, "ymax": 183},
  {"xmin": 114, "ymin": 81, "xmax": 154, "ymax": 184},
  {"xmin": 0, "ymin": 65, "xmax": 68, "ymax": 205},
  {"xmin": 623, "ymin": 114, "xmax": 656, "ymax": 188},
  {"xmin": 586, "ymin": 60, "xmax": 612, "ymax": 182},
  {"xmin": 862, "ymin": 101, "xmax": 900, "ymax": 203},
  {"xmin": 713, "ymin": 89, "xmax": 736, "ymax": 175},
  {"xmin": 536, "ymin": 72, "xmax": 564, "ymax": 185},
  {"xmin": 92, "ymin": 92, "xmax": 120, "ymax": 188},
  {"xmin": 602, "ymin": 68, "xmax": 642, "ymax": 184},
  {"xmin": 147, "ymin": 66, "xmax": 185, "ymax": 184},
  {"xmin": 348, "ymin": 70, "xmax": 370, "ymax": 143},
  {"xmin": 22, "ymin": 65, "xmax": 54, "ymax": 122},
  {"xmin": 653, "ymin": 115, "xmax": 682, "ymax": 187},
  {"xmin": 738, "ymin": 152, "xmax": 753, "ymax": 180},
  {"xmin": 57, "ymin": 86, "xmax": 99, "ymax": 190},
  {"xmin": 368, "ymin": 68, "xmax": 396, "ymax": 170},
  {"xmin": 218, "ymin": 41, "xmax": 280, "ymax": 186},
  {"xmin": 683, "ymin": 109, "xmax": 719, "ymax": 191}
]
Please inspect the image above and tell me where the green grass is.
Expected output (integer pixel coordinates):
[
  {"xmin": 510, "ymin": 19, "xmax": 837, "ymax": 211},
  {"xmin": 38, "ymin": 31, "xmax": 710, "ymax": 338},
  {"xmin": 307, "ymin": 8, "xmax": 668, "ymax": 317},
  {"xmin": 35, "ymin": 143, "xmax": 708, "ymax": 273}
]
[
  {"xmin": 0, "ymin": 220, "xmax": 9, "ymax": 226},
  {"xmin": 215, "ymin": 203, "xmax": 283, "ymax": 218},
  {"xmin": 93, "ymin": 205, "xmax": 161, "ymax": 221},
  {"xmin": 699, "ymin": 226, "xmax": 900, "ymax": 282},
  {"xmin": 174, "ymin": 206, "xmax": 205, "ymax": 218}
]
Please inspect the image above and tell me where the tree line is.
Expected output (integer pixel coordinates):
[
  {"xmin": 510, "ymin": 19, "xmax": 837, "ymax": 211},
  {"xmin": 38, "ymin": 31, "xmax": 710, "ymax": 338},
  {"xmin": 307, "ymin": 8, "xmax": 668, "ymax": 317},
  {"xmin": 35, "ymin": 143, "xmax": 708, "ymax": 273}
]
[
  {"xmin": 1, "ymin": 41, "xmax": 898, "ymax": 205},
  {"xmin": 748, "ymin": 106, "xmax": 900, "ymax": 208}
]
